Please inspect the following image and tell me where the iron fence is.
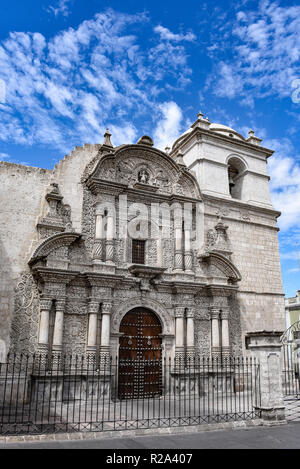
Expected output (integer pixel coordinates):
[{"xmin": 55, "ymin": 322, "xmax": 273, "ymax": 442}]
[
  {"xmin": 0, "ymin": 354, "xmax": 261, "ymax": 435},
  {"xmin": 282, "ymin": 344, "xmax": 300, "ymax": 397},
  {"xmin": 282, "ymin": 343, "xmax": 300, "ymax": 422}
]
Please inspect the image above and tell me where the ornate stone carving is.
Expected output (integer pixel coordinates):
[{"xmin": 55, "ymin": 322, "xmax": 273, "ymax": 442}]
[
  {"xmin": 112, "ymin": 297, "xmax": 173, "ymax": 335},
  {"xmin": 10, "ymin": 272, "xmax": 40, "ymax": 353},
  {"xmin": 174, "ymin": 307, "xmax": 185, "ymax": 318},
  {"xmin": 88, "ymin": 146, "xmax": 200, "ymax": 199},
  {"xmin": 37, "ymin": 183, "xmax": 74, "ymax": 239},
  {"xmin": 102, "ymin": 302, "xmax": 113, "ymax": 315}
]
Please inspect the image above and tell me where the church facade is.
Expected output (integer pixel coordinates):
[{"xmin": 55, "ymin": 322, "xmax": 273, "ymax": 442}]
[{"xmin": 0, "ymin": 113, "xmax": 285, "ymax": 366}]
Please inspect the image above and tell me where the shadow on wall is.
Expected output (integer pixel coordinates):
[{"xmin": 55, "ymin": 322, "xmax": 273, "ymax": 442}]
[{"xmin": 0, "ymin": 236, "xmax": 14, "ymax": 354}]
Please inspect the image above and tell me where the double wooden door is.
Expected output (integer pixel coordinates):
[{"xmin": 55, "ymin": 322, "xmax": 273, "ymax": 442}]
[{"xmin": 118, "ymin": 308, "xmax": 162, "ymax": 399}]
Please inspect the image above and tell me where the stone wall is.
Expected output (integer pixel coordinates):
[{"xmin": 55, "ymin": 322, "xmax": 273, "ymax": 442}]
[
  {"xmin": 0, "ymin": 162, "xmax": 51, "ymax": 351},
  {"xmin": 202, "ymin": 196, "xmax": 285, "ymax": 342}
]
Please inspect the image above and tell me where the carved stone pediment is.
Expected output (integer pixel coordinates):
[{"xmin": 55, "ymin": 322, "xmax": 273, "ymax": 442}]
[
  {"xmin": 199, "ymin": 252, "xmax": 241, "ymax": 285},
  {"xmin": 29, "ymin": 232, "xmax": 82, "ymax": 270},
  {"xmin": 87, "ymin": 145, "xmax": 201, "ymax": 200}
]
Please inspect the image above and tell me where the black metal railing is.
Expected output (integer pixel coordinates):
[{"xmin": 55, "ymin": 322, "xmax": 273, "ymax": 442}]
[
  {"xmin": 282, "ymin": 344, "xmax": 300, "ymax": 397},
  {"xmin": 0, "ymin": 354, "xmax": 261, "ymax": 435}
]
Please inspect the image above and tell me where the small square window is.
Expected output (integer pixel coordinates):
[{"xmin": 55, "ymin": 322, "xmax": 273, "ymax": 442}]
[{"xmin": 132, "ymin": 240, "xmax": 145, "ymax": 265}]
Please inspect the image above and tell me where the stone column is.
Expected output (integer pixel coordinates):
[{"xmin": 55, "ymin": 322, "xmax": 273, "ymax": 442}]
[
  {"xmin": 93, "ymin": 214, "xmax": 104, "ymax": 262},
  {"xmin": 174, "ymin": 220, "xmax": 183, "ymax": 272},
  {"xmin": 38, "ymin": 297, "xmax": 52, "ymax": 347},
  {"xmin": 157, "ymin": 226, "xmax": 163, "ymax": 267},
  {"xmin": 184, "ymin": 229, "xmax": 193, "ymax": 273},
  {"xmin": 246, "ymin": 331, "xmax": 286, "ymax": 424},
  {"xmin": 175, "ymin": 307, "xmax": 185, "ymax": 361},
  {"xmin": 210, "ymin": 307, "xmax": 221, "ymax": 357},
  {"xmin": 101, "ymin": 302, "xmax": 112, "ymax": 357},
  {"xmin": 186, "ymin": 308, "xmax": 195, "ymax": 349},
  {"xmin": 87, "ymin": 299, "xmax": 99, "ymax": 351},
  {"xmin": 221, "ymin": 307, "xmax": 230, "ymax": 357},
  {"xmin": 52, "ymin": 298, "xmax": 66, "ymax": 352},
  {"xmin": 105, "ymin": 214, "xmax": 114, "ymax": 264}
]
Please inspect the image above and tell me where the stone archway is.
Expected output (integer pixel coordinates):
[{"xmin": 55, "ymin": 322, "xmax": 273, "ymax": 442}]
[
  {"xmin": 111, "ymin": 297, "xmax": 173, "ymax": 335},
  {"xmin": 118, "ymin": 307, "xmax": 163, "ymax": 399}
]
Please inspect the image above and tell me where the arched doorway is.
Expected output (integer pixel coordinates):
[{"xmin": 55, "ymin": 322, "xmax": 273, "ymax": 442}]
[{"xmin": 118, "ymin": 308, "xmax": 162, "ymax": 399}]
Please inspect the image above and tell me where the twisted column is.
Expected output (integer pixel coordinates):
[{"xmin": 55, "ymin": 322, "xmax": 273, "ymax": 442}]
[
  {"xmin": 184, "ymin": 228, "xmax": 193, "ymax": 273},
  {"xmin": 105, "ymin": 215, "xmax": 114, "ymax": 264},
  {"xmin": 93, "ymin": 214, "xmax": 104, "ymax": 262},
  {"xmin": 157, "ymin": 226, "xmax": 163, "ymax": 267},
  {"xmin": 173, "ymin": 218, "xmax": 183, "ymax": 272}
]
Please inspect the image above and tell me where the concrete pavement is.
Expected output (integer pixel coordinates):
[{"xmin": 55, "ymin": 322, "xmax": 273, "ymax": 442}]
[{"xmin": 0, "ymin": 422, "xmax": 299, "ymax": 449}]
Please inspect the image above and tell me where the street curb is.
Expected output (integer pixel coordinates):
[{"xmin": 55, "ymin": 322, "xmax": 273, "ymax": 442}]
[{"xmin": 0, "ymin": 419, "xmax": 280, "ymax": 444}]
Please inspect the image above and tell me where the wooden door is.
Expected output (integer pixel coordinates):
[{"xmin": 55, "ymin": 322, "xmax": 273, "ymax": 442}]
[{"xmin": 118, "ymin": 308, "xmax": 162, "ymax": 399}]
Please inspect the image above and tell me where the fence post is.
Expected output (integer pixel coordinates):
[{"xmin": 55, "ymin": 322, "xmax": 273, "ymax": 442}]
[{"xmin": 245, "ymin": 331, "xmax": 286, "ymax": 424}]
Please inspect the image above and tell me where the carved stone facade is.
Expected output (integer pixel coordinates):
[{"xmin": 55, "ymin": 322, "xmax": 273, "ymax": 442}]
[{"xmin": 0, "ymin": 117, "xmax": 285, "ymax": 365}]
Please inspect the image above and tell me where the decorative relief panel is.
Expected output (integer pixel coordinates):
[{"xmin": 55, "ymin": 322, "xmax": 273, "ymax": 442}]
[
  {"xmin": 91, "ymin": 147, "xmax": 199, "ymax": 199},
  {"xmin": 10, "ymin": 272, "xmax": 40, "ymax": 353},
  {"xmin": 63, "ymin": 315, "xmax": 88, "ymax": 355}
]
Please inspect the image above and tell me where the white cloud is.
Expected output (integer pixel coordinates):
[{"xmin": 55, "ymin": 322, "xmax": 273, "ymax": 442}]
[
  {"xmin": 288, "ymin": 267, "xmax": 300, "ymax": 273},
  {"xmin": 49, "ymin": 0, "xmax": 72, "ymax": 17},
  {"xmin": 0, "ymin": 152, "xmax": 9, "ymax": 159},
  {"xmin": 154, "ymin": 25, "xmax": 196, "ymax": 42},
  {"xmin": 0, "ymin": 10, "xmax": 194, "ymax": 153},
  {"xmin": 153, "ymin": 101, "xmax": 183, "ymax": 150},
  {"xmin": 212, "ymin": 1, "xmax": 300, "ymax": 100},
  {"xmin": 267, "ymin": 137, "xmax": 300, "ymax": 231}
]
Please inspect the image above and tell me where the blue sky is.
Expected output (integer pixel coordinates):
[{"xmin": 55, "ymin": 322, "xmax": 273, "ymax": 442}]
[{"xmin": 0, "ymin": 0, "xmax": 299, "ymax": 296}]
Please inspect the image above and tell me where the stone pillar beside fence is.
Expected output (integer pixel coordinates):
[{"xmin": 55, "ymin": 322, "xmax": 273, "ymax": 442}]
[{"xmin": 246, "ymin": 331, "xmax": 286, "ymax": 424}]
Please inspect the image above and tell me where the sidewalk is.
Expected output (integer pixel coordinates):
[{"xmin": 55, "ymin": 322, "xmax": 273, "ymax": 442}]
[{"xmin": 0, "ymin": 422, "xmax": 299, "ymax": 449}]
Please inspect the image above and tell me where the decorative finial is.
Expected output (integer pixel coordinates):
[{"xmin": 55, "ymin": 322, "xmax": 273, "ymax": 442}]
[
  {"xmin": 247, "ymin": 129, "xmax": 262, "ymax": 146},
  {"xmin": 176, "ymin": 151, "xmax": 186, "ymax": 166},
  {"xmin": 165, "ymin": 146, "xmax": 171, "ymax": 154},
  {"xmin": 103, "ymin": 128, "xmax": 113, "ymax": 147},
  {"xmin": 198, "ymin": 111, "xmax": 204, "ymax": 120}
]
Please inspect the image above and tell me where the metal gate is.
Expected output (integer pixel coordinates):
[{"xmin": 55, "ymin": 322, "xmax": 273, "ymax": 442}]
[{"xmin": 281, "ymin": 321, "xmax": 300, "ymax": 421}]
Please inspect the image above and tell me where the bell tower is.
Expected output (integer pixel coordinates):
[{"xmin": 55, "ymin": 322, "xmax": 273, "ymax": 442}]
[{"xmin": 170, "ymin": 112, "xmax": 274, "ymax": 210}]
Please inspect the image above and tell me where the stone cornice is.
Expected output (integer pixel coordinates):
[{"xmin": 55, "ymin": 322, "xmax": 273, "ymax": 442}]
[
  {"xmin": 87, "ymin": 178, "xmax": 201, "ymax": 205},
  {"xmin": 171, "ymin": 127, "xmax": 274, "ymax": 160},
  {"xmin": 84, "ymin": 272, "xmax": 124, "ymax": 288},
  {"xmin": 86, "ymin": 178, "xmax": 127, "ymax": 196},
  {"xmin": 206, "ymin": 285, "xmax": 239, "ymax": 297},
  {"xmin": 202, "ymin": 193, "xmax": 281, "ymax": 219},
  {"xmin": 32, "ymin": 267, "xmax": 79, "ymax": 285}
]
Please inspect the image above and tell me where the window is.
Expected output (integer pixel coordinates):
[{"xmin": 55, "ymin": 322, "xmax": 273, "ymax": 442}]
[
  {"xmin": 227, "ymin": 157, "xmax": 246, "ymax": 200},
  {"xmin": 132, "ymin": 240, "xmax": 146, "ymax": 264}
]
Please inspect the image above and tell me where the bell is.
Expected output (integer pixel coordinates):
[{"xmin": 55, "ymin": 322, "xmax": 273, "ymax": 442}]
[{"xmin": 229, "ymin": 176, "xmax": 235, "ymax": 188}]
